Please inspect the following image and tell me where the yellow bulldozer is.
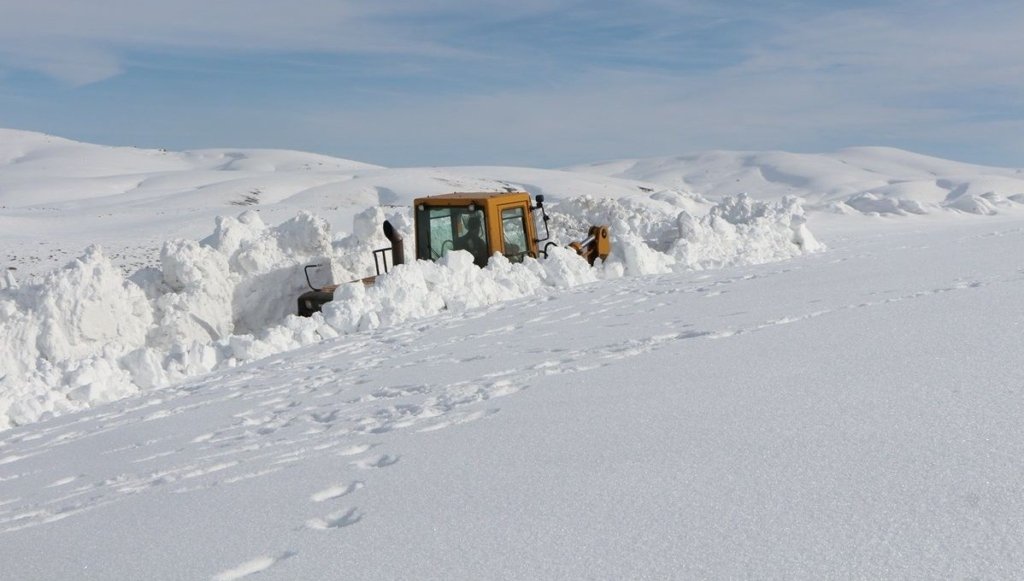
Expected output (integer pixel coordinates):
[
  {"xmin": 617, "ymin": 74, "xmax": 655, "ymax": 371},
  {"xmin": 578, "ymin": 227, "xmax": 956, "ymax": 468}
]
[{"xmin": 297, "ymin": 191, "xmax": 610, "ymax": 317}]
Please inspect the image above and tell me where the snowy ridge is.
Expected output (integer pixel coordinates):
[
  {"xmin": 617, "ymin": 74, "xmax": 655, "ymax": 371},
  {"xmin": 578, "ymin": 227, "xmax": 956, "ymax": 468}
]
[
  {"xmin": 0, "ymin": 128, "xmax": 380, "ymax": 207},
  {"xmin": 567, "ymin": 146, "xmax": 1024, "ymax": 215}
]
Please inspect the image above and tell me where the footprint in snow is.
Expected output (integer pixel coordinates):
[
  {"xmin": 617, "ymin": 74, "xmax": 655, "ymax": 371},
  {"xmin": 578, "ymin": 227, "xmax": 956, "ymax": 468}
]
[
  {"xmin": 310, "ymin": 481, "xmax": 364, "ymax": 503},
  {"xmin": 336, "ymin": 443, "xmax": 375, "ymax": 457},
  {"xmin": 211, "ymin": 551, "xmax": 296, "ymax": 581},
  {"xmin": 418, "ymin": 408, "xmax": 498, "ymax": 432},
  {"xmin": 351, "ymin": 454, "xmax": 399, "ymax": 469},
  {"xmin": 45, "ymin": 475, "xmax": 80, "ymax": 488},
  {"xmin": 305, "ymin": 507, "xmax": 363, "ymax": 530}
]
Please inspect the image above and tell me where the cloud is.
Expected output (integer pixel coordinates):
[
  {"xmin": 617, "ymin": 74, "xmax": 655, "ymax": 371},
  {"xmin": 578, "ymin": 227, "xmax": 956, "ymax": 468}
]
[
  {"xmin": 736, "ymin": 2, "xmax": 1024, "ymax": 90},
  {"xmin": 0, "ymin": 1, "xmax": 446, "ymax": 84},
  {"xmin": 288, "ymin": 27, "xmax": 1024, "ymax": 167},
  {"xmin": 0, "ymin": 41, "xmax": 122, "ymax": 86},
  {"xmin": 0, "ymin": 1, "xmax": 580, "ymax": 84},
  {"xmin": 2, "ymin": 1, "xmax": 1022, "ymax": 166}
]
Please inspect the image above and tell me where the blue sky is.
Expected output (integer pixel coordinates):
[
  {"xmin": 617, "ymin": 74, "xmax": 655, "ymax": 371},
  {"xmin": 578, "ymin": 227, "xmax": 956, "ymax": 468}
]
[{"xmin": 1, "ymin": 0, "xmax": 1022, "ymax": 167}]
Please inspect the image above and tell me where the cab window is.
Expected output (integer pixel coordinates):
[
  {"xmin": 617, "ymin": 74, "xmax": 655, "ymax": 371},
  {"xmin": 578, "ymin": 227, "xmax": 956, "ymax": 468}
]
[
  {"xmin": 501, "ymin": 207, "xmax": 528, "ymax": 263},
  {"xmin": 415, "ymin": 205, "xmax": 489, "ymax": 266}
]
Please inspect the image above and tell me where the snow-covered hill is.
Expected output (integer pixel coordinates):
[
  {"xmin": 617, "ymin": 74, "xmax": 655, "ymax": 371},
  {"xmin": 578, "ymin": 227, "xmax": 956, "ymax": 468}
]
[
  {"xmin": 568, "ymin": 146, "xmax": 1024, "ymax": 215},
  {"xmin": 1, "ymin": 129, "xmax": 1024, "ymax": 578}
]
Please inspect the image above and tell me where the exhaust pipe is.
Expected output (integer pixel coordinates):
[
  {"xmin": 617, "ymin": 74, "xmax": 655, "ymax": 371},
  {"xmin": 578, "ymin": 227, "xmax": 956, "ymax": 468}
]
[{"xmin": 383, "ymin": 220, "xmax": 404, "ymax": 266}]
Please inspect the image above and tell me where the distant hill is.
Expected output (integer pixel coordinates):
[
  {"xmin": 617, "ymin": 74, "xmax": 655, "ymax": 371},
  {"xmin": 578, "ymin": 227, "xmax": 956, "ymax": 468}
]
[
  {"xmin": 0, "ymin": 128, "xmax": 382, "ymax": 207},
  {"xmin": 0, "ymin": 128, "xmax": 667, "ymax": 210},
  {"xmin": 567, "ymin": 147, "xmax": 1024, "ymax": 215},
  {"xmin": 4, "ymin": 128, "xmax": 1023, "ymax": 216}
]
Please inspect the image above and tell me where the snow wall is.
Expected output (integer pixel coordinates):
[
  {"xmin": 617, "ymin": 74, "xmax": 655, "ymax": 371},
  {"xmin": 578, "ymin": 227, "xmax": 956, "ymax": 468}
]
[{"xmin": 0, "ymin": 195, "xmax": 822, "ymax": 429}]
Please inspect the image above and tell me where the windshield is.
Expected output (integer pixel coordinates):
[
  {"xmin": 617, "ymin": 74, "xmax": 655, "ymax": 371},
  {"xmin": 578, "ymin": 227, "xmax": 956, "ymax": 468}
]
[{"xmin": 415, "ymin": 205, "xmax": 489, "ymax": 266}]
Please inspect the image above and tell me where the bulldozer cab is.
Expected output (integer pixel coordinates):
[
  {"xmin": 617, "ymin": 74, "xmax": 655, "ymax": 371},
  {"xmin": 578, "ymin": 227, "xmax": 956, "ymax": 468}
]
[{"xmin": 414, "ymin": 192, "xmax": 540, "ymax": 267}]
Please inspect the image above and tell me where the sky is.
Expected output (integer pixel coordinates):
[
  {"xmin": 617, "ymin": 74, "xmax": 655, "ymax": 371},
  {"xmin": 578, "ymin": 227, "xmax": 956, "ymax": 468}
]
[{"xmin": 1, "ymin": 0, "xmax": 1023, "ymax": 168}]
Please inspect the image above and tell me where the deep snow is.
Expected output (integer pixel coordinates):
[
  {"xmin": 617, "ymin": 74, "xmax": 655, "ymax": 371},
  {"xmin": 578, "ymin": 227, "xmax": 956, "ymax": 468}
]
[
  {"xmin": 0, "ymin": 130, "xmax": 824, "ymax": 430},
  {"xmin": 1, "ymin": 130, "xmax": 1024, "ymax": 579}
]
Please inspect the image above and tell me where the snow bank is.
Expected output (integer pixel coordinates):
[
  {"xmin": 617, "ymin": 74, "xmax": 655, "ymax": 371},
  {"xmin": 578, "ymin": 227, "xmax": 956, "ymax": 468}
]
[
  {"xmin": 668, "ymin": 194, "xmax": 822, "ymax": 271},
  {"xmin": 840, "ymin": 188, "xmax": 1024, "ymax": 216},
  {"xmin": 0, "ymin": 211, "xmax": 340, "ymax": 427},
  {"xmin": 322, "ymin": 248, "xmax": 595, "ymax": 334},
  {"xmin": 843, "ymin": 193, "xmax": 929, "ymax": 216},
  {"xmin": 0, "ymin": 195, "xmax": 820, "ymax": 429},
  {"xmin": 553, "ymin": 193, "xmax": 821, "ymax": 275}
]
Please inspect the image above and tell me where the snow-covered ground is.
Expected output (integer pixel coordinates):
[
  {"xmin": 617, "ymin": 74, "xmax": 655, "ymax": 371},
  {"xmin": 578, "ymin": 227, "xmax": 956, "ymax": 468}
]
[{"xmin": 1, "ymin": 129, "xmax": 1024, "ymax": 578}]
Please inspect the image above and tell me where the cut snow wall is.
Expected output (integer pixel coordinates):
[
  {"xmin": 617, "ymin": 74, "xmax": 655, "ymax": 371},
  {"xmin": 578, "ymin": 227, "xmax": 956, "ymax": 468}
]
[{"xmin": 0, "ymin": 195, "xmax": 820, "ymax": 429}]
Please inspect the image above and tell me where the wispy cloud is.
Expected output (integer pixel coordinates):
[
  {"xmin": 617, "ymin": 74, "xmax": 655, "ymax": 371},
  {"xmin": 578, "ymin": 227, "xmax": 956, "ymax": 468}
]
[
  {"xmin": 1, "ymin": 2, "xmax": 585, "ymax": 67},
  {"xmin": 0, "ymin": 1, "xmax": 472, "ymax": 83}
]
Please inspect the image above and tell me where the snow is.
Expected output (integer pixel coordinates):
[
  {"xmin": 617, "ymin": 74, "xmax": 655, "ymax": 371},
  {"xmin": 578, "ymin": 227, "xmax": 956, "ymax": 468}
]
[
  {"xmin": 0, "ymin": 191, "xmax": 815, "ymax": 427},
  {"xmin": 1, "ymin": 129, "xmax": 1024, "ymax": 578},
  {"xmin": 0, "ymin": 131, "xmax": 820, "ymax": 429},
  {"xmin": 567, "ymin": 146, "xmax": 1024, "ymax": 215}
]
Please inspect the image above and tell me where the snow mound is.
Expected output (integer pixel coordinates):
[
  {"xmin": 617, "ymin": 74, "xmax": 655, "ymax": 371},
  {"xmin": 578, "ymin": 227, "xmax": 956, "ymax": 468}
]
[
  {"xmin": 0, "ymin": 211, "xmax": 339, "ymax": 427},
  {"xmin": 843, "ymin": 193, "xmax": 929, "ymax": 216},
  {"xmin": 670, "ymin": 194, "xmax": 822, "ymax": 271},
  {"xmin": 322, "ymin": 248, "xmax": 596, "ymax": 334},
  {"xmin": 0, "ymin": 195, "xmax": 821, "ymax": 429},
  {"xmin": 553, "ymin": 193, "xmax": 821, "ymax": 275}
]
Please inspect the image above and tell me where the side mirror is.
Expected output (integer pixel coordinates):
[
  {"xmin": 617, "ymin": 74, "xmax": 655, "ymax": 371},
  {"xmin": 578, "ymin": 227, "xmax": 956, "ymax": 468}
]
[
  {"xmin": 531, "ymin": 195, "xmax": 551, "ymax": 244},
  {"xmin": 304, "ymin": 264, "xmax": 323, "ymax": 291}
]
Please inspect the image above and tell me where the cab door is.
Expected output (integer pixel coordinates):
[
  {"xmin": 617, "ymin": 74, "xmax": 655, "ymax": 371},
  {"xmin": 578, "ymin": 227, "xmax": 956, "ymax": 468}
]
[{"xmin": 496, "ymin": 202, "xmax": 533, "ymax": 262}]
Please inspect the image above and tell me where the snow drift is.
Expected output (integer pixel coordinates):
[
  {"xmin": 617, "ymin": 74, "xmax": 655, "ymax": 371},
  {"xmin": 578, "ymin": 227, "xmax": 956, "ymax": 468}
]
[
  {"xmin": 553, "ymin": 193, "xmax": 821, "ymax": 275},
  {"xmin": 0, "ymin": 196, "xmax": 820, "ymax": 429}
]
